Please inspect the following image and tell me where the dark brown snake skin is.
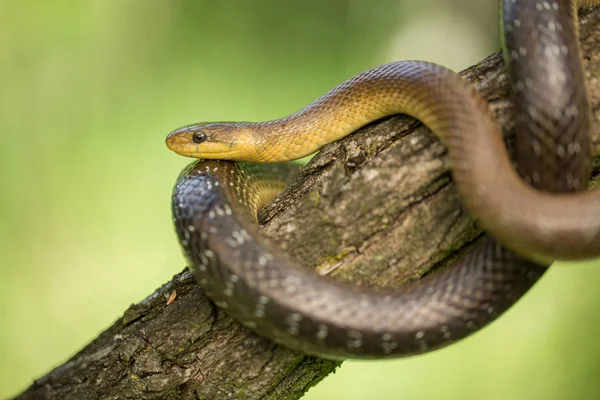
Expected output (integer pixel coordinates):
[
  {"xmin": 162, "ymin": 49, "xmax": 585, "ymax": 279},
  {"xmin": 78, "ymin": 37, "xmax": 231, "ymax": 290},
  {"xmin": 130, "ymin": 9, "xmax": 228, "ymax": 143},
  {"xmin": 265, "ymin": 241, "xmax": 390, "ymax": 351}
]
[{"xmin": 169, "ymin": 0, "xmax": 598, "ymax": 359}]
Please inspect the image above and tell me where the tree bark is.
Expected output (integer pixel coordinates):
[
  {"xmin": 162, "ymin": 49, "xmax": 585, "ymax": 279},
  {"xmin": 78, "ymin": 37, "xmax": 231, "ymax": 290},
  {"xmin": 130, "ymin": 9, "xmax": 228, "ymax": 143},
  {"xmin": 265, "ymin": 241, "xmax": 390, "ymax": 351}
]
[{"xmin": 16, "ymin": 8, "xmax": 600, "ymax": 400}]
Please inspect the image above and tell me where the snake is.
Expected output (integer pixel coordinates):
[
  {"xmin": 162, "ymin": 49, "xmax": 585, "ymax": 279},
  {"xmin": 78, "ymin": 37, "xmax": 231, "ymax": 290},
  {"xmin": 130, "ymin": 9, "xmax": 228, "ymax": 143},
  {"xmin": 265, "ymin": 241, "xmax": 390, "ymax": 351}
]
[{"xmin": 167, "ymin": 0, "xmax": 599, "ymax": 359}]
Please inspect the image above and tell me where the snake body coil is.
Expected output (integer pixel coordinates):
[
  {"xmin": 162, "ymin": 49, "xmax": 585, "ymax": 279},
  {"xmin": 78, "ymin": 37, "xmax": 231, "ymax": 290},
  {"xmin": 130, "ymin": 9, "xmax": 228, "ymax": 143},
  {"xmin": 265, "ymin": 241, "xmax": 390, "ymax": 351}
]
[{"xmin": 168, "ymin": 0, "xmax": 599, "ymax": 359}]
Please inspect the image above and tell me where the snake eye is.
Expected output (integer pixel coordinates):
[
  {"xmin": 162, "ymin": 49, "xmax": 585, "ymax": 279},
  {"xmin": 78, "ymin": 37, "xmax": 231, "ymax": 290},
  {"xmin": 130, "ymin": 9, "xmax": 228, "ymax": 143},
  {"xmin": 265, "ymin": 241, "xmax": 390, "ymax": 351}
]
[{"xmin": 192, "ymin": 131, "xmax": 207, "ymax": 144}]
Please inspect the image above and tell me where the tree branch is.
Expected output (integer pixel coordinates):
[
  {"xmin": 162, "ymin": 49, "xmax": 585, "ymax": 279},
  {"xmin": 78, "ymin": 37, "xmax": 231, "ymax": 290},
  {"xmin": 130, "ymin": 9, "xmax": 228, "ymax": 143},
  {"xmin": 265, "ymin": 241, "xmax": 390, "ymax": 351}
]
[{"xmin": 16, "ymin": 8, "xmax": 600, "ymax": 400}]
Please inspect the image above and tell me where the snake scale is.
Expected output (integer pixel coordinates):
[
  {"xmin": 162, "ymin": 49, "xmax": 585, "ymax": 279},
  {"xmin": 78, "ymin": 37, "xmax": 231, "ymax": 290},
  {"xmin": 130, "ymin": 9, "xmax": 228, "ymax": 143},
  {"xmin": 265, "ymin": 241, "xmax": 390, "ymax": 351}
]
[{"xmin": 167, "ymin": 0, "xmax": 600, "ymax": 359}]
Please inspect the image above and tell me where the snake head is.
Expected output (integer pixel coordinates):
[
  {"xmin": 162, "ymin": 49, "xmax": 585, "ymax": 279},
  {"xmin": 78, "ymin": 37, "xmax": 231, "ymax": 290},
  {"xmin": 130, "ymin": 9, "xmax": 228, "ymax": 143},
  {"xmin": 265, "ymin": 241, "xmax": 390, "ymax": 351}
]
[{"xmin": 166, "ymin": 122, "xmax": 255, "ymax": 161}]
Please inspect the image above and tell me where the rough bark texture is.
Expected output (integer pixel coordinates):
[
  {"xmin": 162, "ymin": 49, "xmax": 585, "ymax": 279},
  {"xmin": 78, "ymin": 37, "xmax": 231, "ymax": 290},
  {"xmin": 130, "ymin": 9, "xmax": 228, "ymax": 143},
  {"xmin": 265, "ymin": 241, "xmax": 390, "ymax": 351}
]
[{"xmin": 16, "ymin": 8, "xmax": 600, "ymax": 400}]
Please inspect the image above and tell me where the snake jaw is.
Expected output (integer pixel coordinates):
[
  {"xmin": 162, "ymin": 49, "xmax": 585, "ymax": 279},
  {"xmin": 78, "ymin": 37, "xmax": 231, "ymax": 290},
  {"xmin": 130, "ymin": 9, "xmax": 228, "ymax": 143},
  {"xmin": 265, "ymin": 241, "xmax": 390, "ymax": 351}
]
[
  {"xmin": 166, "ymin": 125, "xmax": 195, "ymax": 155},
  {"xmin": 166, "ymin": 122, "xmax": 251, "ymax": 160}
]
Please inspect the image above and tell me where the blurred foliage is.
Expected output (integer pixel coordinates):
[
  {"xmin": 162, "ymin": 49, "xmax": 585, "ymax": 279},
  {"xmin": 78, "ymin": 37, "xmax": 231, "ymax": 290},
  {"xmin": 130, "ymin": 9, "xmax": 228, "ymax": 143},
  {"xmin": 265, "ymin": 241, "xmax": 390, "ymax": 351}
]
[{"xmin": 1, "ymin": 0, "xmax": 599, "ymax": 399}]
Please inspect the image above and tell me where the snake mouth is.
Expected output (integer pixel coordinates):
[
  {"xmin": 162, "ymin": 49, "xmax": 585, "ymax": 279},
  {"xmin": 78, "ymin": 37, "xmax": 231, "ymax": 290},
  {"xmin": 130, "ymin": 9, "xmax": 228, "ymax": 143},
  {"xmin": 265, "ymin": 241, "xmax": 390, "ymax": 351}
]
[
  {"xmin": 166, "ymin": 126, "xmax": 192, "ymax": 151},
  {"xmin": 166, "ymin": 134, "xmax": 199, "ymax": 157},
  {"xmin": 166, "ymin": 124, "xmax": 245, "ymax": 159}
]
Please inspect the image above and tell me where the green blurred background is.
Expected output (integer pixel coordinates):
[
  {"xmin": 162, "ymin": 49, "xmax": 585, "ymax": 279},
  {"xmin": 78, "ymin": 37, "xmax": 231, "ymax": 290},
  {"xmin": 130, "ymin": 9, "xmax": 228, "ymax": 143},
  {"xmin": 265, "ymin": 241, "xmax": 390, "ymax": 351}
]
[{"xmin": 1, "ymin": 0, "xmax": 600, "ymax": 398}]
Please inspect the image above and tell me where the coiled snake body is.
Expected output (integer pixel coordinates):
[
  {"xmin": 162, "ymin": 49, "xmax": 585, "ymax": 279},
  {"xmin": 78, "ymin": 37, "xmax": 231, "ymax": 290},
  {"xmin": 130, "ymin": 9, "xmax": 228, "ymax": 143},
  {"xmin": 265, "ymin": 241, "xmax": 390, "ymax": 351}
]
[{"xmin": 167, "ymin": 0, "xmax": 600, "ymax": 359}]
